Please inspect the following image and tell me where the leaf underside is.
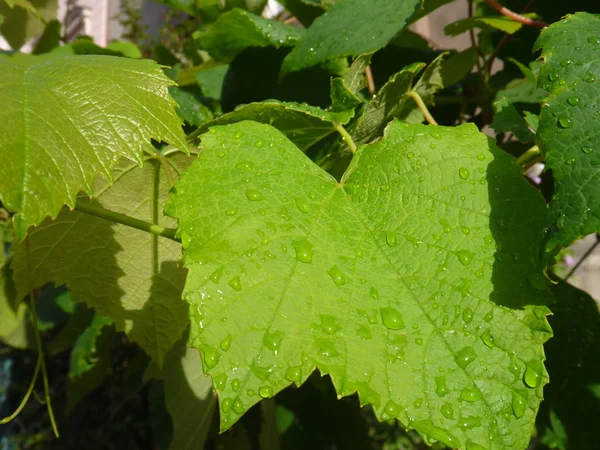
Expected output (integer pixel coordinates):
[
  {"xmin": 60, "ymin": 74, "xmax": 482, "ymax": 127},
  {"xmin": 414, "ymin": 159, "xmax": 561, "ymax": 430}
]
[
  {"xmin": 0, "ymin": 55, "xmax": 187, "ymax": 239},
  {"xmin": 165, "ymin": 120, "xmax": 552, "ymax": 449},
  {"xmin": 534, "ymin": 12, "xmax": 600, "ymax": 251}
]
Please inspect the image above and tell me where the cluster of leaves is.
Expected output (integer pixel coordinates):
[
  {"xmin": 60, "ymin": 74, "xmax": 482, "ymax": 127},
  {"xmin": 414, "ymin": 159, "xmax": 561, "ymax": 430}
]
[{"xmin": 1, "ymin": 0, "xmax": 600, "ymax": 449}]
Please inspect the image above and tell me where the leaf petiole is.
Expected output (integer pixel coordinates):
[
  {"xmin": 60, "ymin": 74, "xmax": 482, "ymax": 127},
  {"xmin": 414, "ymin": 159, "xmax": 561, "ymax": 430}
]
[
  {"xmin": 74, "ymin": 201, "xmax": 180, "ymax": 242},
  {"xmin": 516, "ymin": 145, "xmax": 542, "ymax": 167},
  {"xmin": 333, "ymin": 122, "xmax": 358, "ymax": 154},
  {"xmin": 407, "ymin": 91, "xmax": 438, "ymax": 126}
]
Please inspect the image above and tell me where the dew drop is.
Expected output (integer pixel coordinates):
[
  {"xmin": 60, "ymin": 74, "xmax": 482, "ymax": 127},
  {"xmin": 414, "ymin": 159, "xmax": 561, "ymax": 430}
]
[
  {"xmin": 232, "ymin": 399, "xmax": 244, "ymax": 414},
  {"xmin": 220, "ymin": 335, "xmax": 232, "ymax": 351},
  {"xmin": 585, "ymin": 73, "xmax": 596, "ymax": 83},
  {"xmin": 263, "ymin": 331, "xmax": 284, "ymax": 354},
  {"xmin": 459, "ymin": 167, "xmax": 470, "ymax": 180},
  {"xmin": 234, "ymin": 130, "xmax": 244, "ymax": 139},
  {"xmin": 558, "ymin": 115, "xmax": 573, "ymax": 128},
  {"xmin": 384, "ymin": 400, "xmax": 400, "ymax": 416},
  {"xmin": 565, "ymin": 157, "xmax": 575, "ymax": 165},
  {"xmin": 512, "ymin": 391, "xmax": 526, "ymax": 418},
  {"xmin": 228, "ymin": 276, "xmax": 242, "ymax": 291},
  {"xmin": 222, "ymin": 398, "xmax": 232, "ymax": 412},
  {"xmin": 203, "ymin": 348, "xmax": 220, "ymax": 369},
  {"xmin": 567, "ymin": 96, "xmax": 580, "ymax": 105},
  {"xmin": 380, "ymin": 307, "xmax": 405, "ymax": 330},
  {"xmin": 295, "ymin": 198, "xmax": 310, "ymax": 213},
  {"xmin": 258, "ymin": 385, "xmax": 274, "ymax": 398},
  {"xmin": 458, "ymin": 415, "xmax": 481, "ymax": 430},
  {"xmin": 386, "ymin": 231, "xmax": 397, "ymax": 247},
  {"xmin": 429, "ymin": 143, "xmax": 436, "ymax": 149},
  {"xmin": 285, "ymin": 365, "xmax": 302, "ymax": 383},
  {"xmin": 231, "ymin": 379, "xmax": 241, "ymax": 392},
  {"xmin": 370, "ymin": 287, "xmax": 379, "ymax": 300},
  {"xmin": 321, "ymin": 315, "xmax": 341, "ymax": 335},
  {"xmin": 484, "ymin": 311, "xmax": 493, "ymax": 322},
  {"xmin": 457, "ymin": 249, "xmax": 473, "ymax": 266},
  {"xmin": 293, "ymin": 239, "xmax": 313, "ymax": 264},
  {"xmin": 481, "ymin": 329, "xmax": 496, "ymax": 348},
  {"xmin": 560, "ymin": 59, "xmax": 573, "ymax": 67},
  {"xmin": 215, "ymin": 374, "xmax": 228, "ymax": 390},
  {"xmin": 461, "ymin": 385, "xmax": 482, "ymax": 402},
  {"xmin": 380, "ymin": 185, "xmax": 390, "ymax": 191},
  {"xmin": 548, "ymin": 72, "xmax": 559, "ymax": 81},
  {"xmin": 462, "ymin": 307, "xmax": 474, "ymax": 323},
  {"xmin": 455, "ymin": 346, "xmax": 477, "ymax": 369},
  {"xmin": 245, "ymin": 189, "xmax": 264, "ymax": 201},
  {"xmin": 328, "ymin": 265, "xmax": 346, "ymax": 286},
  {"xmin": 477, "ymin": 154, "xmax": 485, "ymax": 161},
  {"xmin": 587, "ymin": 36, "xmax": 600, "ymax": 45},
  {"xmin": 435, "ymin": 376, "xmax": 448, "ymax": 397},
  {"xmin": 582, "ymin": 146, "xmax": 593, "ymax": 154},
  {"xmin": 523, "ymin": 360, "xmax": 543, "ymax": 388},
  {"xmin": 441, "ymin": 402, "xmax": 454, "ymax": 419},
  {"xmin": 236, "ymin": 161, "xmax": 254, "ymax": 170},
  {"xmin": 475, "ymin": 267, "xmax": 484, "ymax": 278},
  {"xmin": 254, "ymin": 139, "xmax": 265, "ymax": 148},
  {"xmin": 225, "ymin": 208, "xmax": 237, "ymax": 216}
]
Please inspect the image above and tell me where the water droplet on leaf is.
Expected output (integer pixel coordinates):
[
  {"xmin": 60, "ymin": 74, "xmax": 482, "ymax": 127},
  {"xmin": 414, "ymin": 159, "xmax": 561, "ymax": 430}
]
[
  {"xmin": 512, "ymin": 391, "xmax": 526, "ymax": 418},
  {"xmin": 259, "ymin": 385, "xmax": 273, "ymax": 398},
  {"xmin": 457, "ymin": 249, "xmax": 473, "ymax": 266},
  {"xmin": 459, "ymin": 167, "xmax": 470, "ymax": 180},
  {"xmin": 523, "ymin": 360, "xmax": 543, "ymax": 388},
  {"xmin": 293, "ymin": 239, "xmax": 313, "ymax": 264},
  {"xmin": 455, "ymin": 346, "xmax": 477, "ymax": 369},
  {"xmin": 481, "ymin": 329, "xmax": 496, "ymax": 347},
  {"xmin": 461, "ymin": 385, "xmax": 482, "ymax": 402},
  {"xmin": 328, "ymin": 265, "xmax": 346, "ymax": 286},
  {"xmin": 228, "ymin": 276, "xmax": 242, "ymax": 291},
  {"xmin": 245, "ymin": 189, "xmax": 264, "ymax": 201}
]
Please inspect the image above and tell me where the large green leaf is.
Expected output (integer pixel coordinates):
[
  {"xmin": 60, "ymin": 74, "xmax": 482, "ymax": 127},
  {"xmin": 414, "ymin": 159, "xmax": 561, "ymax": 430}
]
[
  {"xmin": 196, "ymin": 8, "xmax": 303, "ymax": 62},
  {"xmin": 196, "ymin": 100, "xmax": 353, "ymax": 151},
  {"xmin": 281, "ymin": 0, "xmax": 421, "ymax": 74},
  {"xmin": 0, "ymin": 55, "xmax": 187, "ymax": 239},
  {"xmin": 165, "ymin": 120, "xmax": 552, "ymax": 448},
  {"xmin": 11, "ymin": 155, "xmax": 191, "ymax": 366},
  {"xmin": 534, "ymin": 12, "xmax": 600, "ymax": 251}
]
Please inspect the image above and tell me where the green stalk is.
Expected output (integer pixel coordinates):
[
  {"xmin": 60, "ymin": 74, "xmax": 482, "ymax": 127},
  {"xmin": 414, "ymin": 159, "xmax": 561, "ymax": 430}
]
[
  {"xmin": 333, "ymin": 122, "xmax": 357, "ymax": 154},
  {"xmin": 516, "ymin": 145, "xmax": 542, "ymax": 167},
  {"xmin": 407, "ymin": 91, "xmax": 438, "ymax": 125},
  {"xmin": 74, "ymin": 201, "xmax": 179, "ymax": 242}
]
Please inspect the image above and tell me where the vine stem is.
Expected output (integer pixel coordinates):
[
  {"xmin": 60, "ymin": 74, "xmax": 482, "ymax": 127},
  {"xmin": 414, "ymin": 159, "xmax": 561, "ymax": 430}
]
[
  {"xmin": 0, "ymin": 354, "xmax": 42, "ymax": 424},
  {"xmin": 565, "ymin": 234, "xmax": 600, "ymax": 281},
  {"xmin": 333, "ymin": 122, "xmax": 357, "ymax": 154},
  {"xmin": 26, "ymin": 237, "xmax": 59, "ymax": 437},
  {"xmin": 74, "ymin": 201, "xmax": 180, "ymax": 242},
  {"xmin": 407, "ymin": 91, "xmax": 438, "ymax": 125},
  {"xmin": 516, "ymin": 145, "xmax": 542, "ymax": 166},
  {"xmin": 365, "ymin": 65, "xmax": 376, "ymax": 97},
  {"xmin": 483, "ymin": 0, "xmax": 548, "ymax": 28}
]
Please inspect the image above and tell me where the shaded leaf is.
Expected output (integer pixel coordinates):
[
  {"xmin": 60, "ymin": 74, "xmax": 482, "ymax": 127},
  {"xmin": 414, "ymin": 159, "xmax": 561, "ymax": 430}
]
[
  {"xmin": 0, "ymin": 55, "xmax": 187, "ymax": 239},
  {"xmin": 196, "ymin": 63, "xmax": 229, "ymax": 99},
  {"xmin": 342, "ymin": 53, "xmax": 372, "ymax": 94},
  {"xmin": 31, "ymin": 18, "xmax": 60, "ymax": 54},
  {"xmin": 491, "ymin": 97, "xmax": 536, "ymax": 142},
  {"xmin": 537, "ymin": 280, "xmax": 600, "ymax": 450},
  {"xmin": 281, "ymin": 0, "xmax": 421, "ymax": 74},
  {"xmin": 11, "ymin": 155, "xmax": 191, "ymax": 366},
  {"xmin": 196, "ymin": 8, "xmax": 303, "ymax": 62},
  {"xmin": 534, "ymin": 12, "xmax": 600, "ymax": 250},
  {"xmin": 169, "ymin": 86, "xmax": 214, "ymax": 127},
  {"xmin": 165, "ymin": 120, "xmax": 552, "ymax": 449},
  {"xmin": 162, "ymin": 336, "xmax": 217, "ymax": 450}
]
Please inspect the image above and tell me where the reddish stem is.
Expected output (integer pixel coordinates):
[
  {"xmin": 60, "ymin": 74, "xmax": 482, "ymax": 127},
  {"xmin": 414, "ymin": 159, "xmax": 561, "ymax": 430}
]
[{"xmin": 483, "ymin": 0, "xmax": 548, "ymax": 28}]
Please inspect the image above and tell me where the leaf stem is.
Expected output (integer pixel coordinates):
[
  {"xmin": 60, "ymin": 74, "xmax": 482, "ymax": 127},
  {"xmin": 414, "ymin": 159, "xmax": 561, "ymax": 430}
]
[
  {"xmin": 483, "ymin": 0, "xmax": 548, "ymax": 28},
  {"xmin": 565, "ymin": 234, "xmax": 600, "ymax": 281},
  {"xmin": 407, "ymin": 91, "xmax": 438, "ymax": 125},
  {"xmin": 333, "ymin": 122, "xmax": 357, "ymax": 154},
  {"xmin": 516, "ymin": 145, "xmax": 542, "ymax": 166},
  {"xmin": 26, "ymin": 237, "xmax": 59, "ymax": 437},
  {"xmin": 74, "ymin": 201, "xmax": 180, "ymax": 242},
  {"xmin": 0, "ymin": 353, "xmax": 42, "ymax": 424},
  {"xmin": 365, "ymin": 65, "xmax": 376, "ymax": 97}
]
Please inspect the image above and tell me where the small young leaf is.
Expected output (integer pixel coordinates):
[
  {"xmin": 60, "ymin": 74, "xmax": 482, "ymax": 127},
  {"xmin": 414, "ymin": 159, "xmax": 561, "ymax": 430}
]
[
  {"xmin": 281, "ymin": 0, "xmax": 421, "ymax": 74},
  {"xmin": 445, "ymin": 16, "xmax": 523, "ymax": 37},
  {"xmin": 165, "ymin": 120, "xmax": 552, "ymax": 448},
  {"xmin": 342, "ymin": 53, "xmax": 373, "ymax": 94},
  {"xmin": 491, "ymin": 97, "xmax": 536, "ymax": 142},
  {"xmin": 534, "ymin": 12, "xmax": 600, "ymax": 250},
  {"xmin": 0, "ymin": 56, "xmax": 187, "ymax": 239},
  {"xmin": 196, "ymin": 100, "xmax": 353, "ymax": 151},
  {"xmin": 69, "ymin": 312, "xmax": 113, "ymax": 378},
  {"xmin": 196, "ymin": 8, "xmax": 303, "ymax": 62}
]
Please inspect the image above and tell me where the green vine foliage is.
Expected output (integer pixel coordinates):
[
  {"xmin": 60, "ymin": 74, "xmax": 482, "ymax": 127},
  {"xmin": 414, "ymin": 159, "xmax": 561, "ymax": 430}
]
[{"xmin": 0, "ymin": 1, "xmax": 599, "ymax": 449}]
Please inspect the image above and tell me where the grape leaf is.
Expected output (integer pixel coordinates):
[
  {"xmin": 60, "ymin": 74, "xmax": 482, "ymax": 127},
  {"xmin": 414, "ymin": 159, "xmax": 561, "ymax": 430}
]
[
  {"xmin": 0, "ymin": 55, "xmax": 187, "ymax": 239},
  {"xmin": 444, "ymin": 16, "xmax": 523, "ymax": 37},
  {"xmin": 196, "ymin": 100, "xmax": 353, "ymax": 151},
  {"xmin": 534, "ymin": 12, "xmax": 600, "ymax": 250},
  {"xmin": 165, "ymin": 120, "xmax": 552, "ymax": 448},
  {"xmin": 196, "ymin": 8, "xmax": 303, "ymax": 62},
  {"xmin": 169, "ymin": 87, "xmax": 214, "ymax": 127},
  {"xmin": 0, "ymin": 0, "xmax": 57, "ymax": 50},
  {"xmin": 11, "ymin": 155, "xmax": 191, "ymax": 366},
  {"xmin": 537, "ymin": 279, "xmax": 600, "ymax": 450},
  {"xmin": 281, "ymin": 0, "xmax": 421, "ymax": 75},
  {"xmin": 491, "ymin": 97, "xmax": 536, "ymax": 142}
]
